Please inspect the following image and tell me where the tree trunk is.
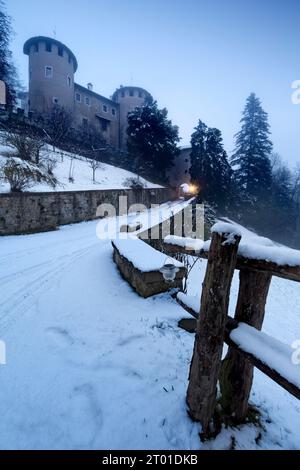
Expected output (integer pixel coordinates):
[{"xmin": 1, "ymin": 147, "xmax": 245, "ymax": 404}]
[
  {"xmin": 186, "ymin": 230, "xmax": 241, "ymax": 437},
  {"xmin": 220, "ymin": 270, "xmax": 272, "ymax": 422}
]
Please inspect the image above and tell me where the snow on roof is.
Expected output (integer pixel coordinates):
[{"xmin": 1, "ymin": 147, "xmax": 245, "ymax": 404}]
[{"xmin": 113, "ymin": 237, "xmax": 183, "ymax": 273}]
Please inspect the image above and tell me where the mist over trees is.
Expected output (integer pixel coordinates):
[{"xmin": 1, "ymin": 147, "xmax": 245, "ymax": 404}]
[
  {"xmin": 0, "ymin": 0, "xmax": 19, "ymax": 105},
  {"xmin": 191, "ymin": 94, "xmax": 300, "ymax": 248}
]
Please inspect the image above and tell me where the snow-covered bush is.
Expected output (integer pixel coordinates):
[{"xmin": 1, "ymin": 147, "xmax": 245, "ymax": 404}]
[
  {"xmin": 0, "ymin": 131, "xmax": 45, "ymax": 163},
  {"xmin": 0, "ymin": 157, "xmax": 58, "ymax": 192},
  {"xmin": 124, "ymin": 177, "xmax": 145, "ymax": 190}
]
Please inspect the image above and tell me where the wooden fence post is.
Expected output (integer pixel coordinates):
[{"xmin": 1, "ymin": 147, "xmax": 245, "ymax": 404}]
[
  {"xmin": 186, "ymin": 228, "xmax": 241, "ymax": 437},
  {"xmin": 219, "ymin": 270, "xmax": 272, "ymax": 422}
]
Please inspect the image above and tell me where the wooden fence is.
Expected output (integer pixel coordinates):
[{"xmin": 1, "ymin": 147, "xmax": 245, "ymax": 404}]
[{"xmin": 162, "ymin": 227, "xmax": 300, "ymax": 439}]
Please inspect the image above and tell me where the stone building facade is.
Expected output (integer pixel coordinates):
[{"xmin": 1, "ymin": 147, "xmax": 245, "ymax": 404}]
[
  {"xmin": 167, "ymin": 146, "xmax": 191, "ymax": 187},
  {"xmin": 0, "ymin": 80, "xmax": 6, "ymax": 106},
  {"xmin": 23, "ymin": 36, "xmax": 152, "ymax": 150}
]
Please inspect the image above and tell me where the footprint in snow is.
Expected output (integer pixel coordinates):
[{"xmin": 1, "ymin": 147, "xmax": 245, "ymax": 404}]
[{"xmin": 45, "ymin": 326, "xmax": 74, "ymax": 349}]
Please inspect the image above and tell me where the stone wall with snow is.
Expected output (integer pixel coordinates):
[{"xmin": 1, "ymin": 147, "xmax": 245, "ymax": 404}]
[{"xmin": 0, "ymin": 187, "xmax": 176, "ymax": 235}]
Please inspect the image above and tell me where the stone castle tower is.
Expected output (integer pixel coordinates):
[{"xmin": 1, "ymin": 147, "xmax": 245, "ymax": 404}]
[
  {"xmin": 112, "ymin": 86, "xmax": 152, "ymax": 149},
  {"xmin": 23, "ymin": 36, "xmax": 152, "ymax": 150}
]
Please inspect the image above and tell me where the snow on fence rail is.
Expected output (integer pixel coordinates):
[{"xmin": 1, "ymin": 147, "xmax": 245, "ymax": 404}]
[
  {"xmin": 164, "ymin": 231, "xmax": 300, "ymax": 283},
  {"xmin": 164, "ymin": 224, "xmax": 300, "ymax": 439},
  {"xmin": 176, "ymin": 295, "xmax": 300, "ymax": 402}
]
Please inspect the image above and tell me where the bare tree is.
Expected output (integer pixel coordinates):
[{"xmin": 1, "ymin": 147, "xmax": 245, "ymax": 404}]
[
  {"xmin": 44, "ymin": 105, "xmax": 74, "ymax": 150},
  {"xmin": 87, "ymin": 156, "xmax": 101, "ymax": 182}
]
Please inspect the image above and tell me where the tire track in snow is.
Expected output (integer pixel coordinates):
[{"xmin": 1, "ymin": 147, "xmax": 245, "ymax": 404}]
[{"xmin": 0, "ymin": 244, "xmax": 96, "ymax": 333}]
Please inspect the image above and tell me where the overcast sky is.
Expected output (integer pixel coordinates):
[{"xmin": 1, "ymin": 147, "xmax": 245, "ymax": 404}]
[{"xmin": 7, "ymin": 0, "xmax": 300, "ymax": 166}]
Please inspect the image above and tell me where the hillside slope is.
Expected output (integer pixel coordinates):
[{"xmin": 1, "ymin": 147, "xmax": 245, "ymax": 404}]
[{"xmin": 0, "ymin": 144, "xmax": 162, "ymax": 193}]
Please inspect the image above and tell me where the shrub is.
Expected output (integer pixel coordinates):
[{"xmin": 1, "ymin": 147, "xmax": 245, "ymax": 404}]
[
  {"xmin": 123, "ymin": 177, "xmax": 145, "ymax": 190},
  {"xmin": 0, "ymin": 131, "xmax": 45, "ymax": 162},
  {"xmin": 0, "ymin": 157, "xmax": 57, "ymax": 192}
]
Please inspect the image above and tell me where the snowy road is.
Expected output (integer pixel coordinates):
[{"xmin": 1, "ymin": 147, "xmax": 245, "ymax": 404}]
[{"xmin": 0, "ymin": 205, "xmax": 300, "ymax": 449}]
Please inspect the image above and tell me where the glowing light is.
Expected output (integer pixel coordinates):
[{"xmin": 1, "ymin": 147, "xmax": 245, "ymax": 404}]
[{"xmin": 188, "ymin": 184, "xmax": 198, "ymax": 194}]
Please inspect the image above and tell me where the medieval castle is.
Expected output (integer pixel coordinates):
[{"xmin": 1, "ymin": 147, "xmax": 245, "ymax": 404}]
[
  {"xmin": 13, "ymin": 35, "xmax": 190, "ymax": 185},
  {"xmin": 22, "ymin": 36, "xmax": 153, "ymax": 150}
]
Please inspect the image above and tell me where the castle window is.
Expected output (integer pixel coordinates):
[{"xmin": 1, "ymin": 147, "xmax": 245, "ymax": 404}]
[
  {"xmin": 75, "ymin": 92, "xmax": 81, "ymax": 102},
  {"xmin": 45, "ymin": 41, "xmax": 52, "ymax": 52},
  {"xmin": 58, "ymin": 46, "xmax": 63, "ymax": 57},
  {"xmin": 45, "ymin": 66, "xmax": 53, "ymax": 78},
  {"xmin": 121, "ymin": 90, "xmax": 125, "ymax": 98},
  {"xmin": 85, "ymin": 97, "xmax": 91, "ymax": 106},
  {"xmin": 82, "ymin": 118, "xmax": 88, "ymax": 127},
  {"xmin": 129, "ymin": 89, "xmax": 134, "ymax": 97},
  {"xmin": 67, "ymin": 76, "xmax": 72, "ymax": 87},
  {"xmin": 102, "ymin": 104, "xmax": 108, "ymax": 113},
  {"xmin": 111, "ymin": 108, "xmax": 116, "ymax": 116},
  {"xmin": 53, "ymin": 97, "xmax": 59, "ymax": 105}
]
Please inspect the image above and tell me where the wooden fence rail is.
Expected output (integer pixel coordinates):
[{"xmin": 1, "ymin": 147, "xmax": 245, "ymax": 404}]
[
  {"xmin": 162, "ymin": 242, "xmax": 300, "ymax": 283},
  {"xmin": 178, "ymin": 313, "xmax": 300, "ymax": 403},
  {"xmin": 167, "ymin": 226, "xmax": 300, "ymax": 439}
]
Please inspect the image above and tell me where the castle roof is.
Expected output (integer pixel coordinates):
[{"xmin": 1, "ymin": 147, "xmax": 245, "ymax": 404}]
[
  {"xmin": 23, "ymin": 36, "xmax": 78, "ymax": 72},
  {"xmin": 74, "ymin": 83, "xmax": 119, "ymax": 106},
  {"xmin": 112, "ymin": 86, "xmax": 152, "ymax": 102}
]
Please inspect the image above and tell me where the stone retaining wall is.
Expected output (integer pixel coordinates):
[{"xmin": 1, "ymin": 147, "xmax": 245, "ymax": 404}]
[{"xmin": 0, "ymin": 187, "xmax": 176, "ymax": 236}]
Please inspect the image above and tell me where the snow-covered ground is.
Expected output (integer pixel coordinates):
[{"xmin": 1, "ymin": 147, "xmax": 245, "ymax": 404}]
[
  {"xmin": 0, "ymin": 145, "xmax": 162, "ymax": 193},
  {"xmin": 0, "ymin": 203, "xmax": 300, "ymax": 450}
]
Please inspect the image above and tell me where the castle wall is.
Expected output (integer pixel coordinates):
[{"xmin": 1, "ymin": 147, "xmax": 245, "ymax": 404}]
[
  {"xmin": 73, "ymin": 85, "xmax": 119, "ymax": 147},
  {"xmin": 0, "ymin": 187, "xmax": 176, "ymax": 236}
]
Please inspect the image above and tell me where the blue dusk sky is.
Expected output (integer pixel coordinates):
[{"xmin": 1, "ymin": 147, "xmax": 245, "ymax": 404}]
[{"xmin": 6, "ymin": 0, "xmax": 300, "ymax": 165}]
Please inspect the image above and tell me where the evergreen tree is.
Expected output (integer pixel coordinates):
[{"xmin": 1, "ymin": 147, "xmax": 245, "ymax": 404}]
[
  {"xmin": 189, "ymin": 120, "xmax": 207, "ymax": 187},
  {"xmin": 267, "ymin": 153, "xmax": 297, "ymax": 238},
  {"xmin": 231, "ymin": 93, "xmax": 272, "ymax": 202},
  {"xmin": 127, "ymin": 99, "xmax": 180, "ymax": 182},
  {"xmin": 0, "ymin": 0, "xmax": 18, "ymax": 105},
  {"xmin": 190, "ymin": 120, "xmax": 232, "ymax": 211}
]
